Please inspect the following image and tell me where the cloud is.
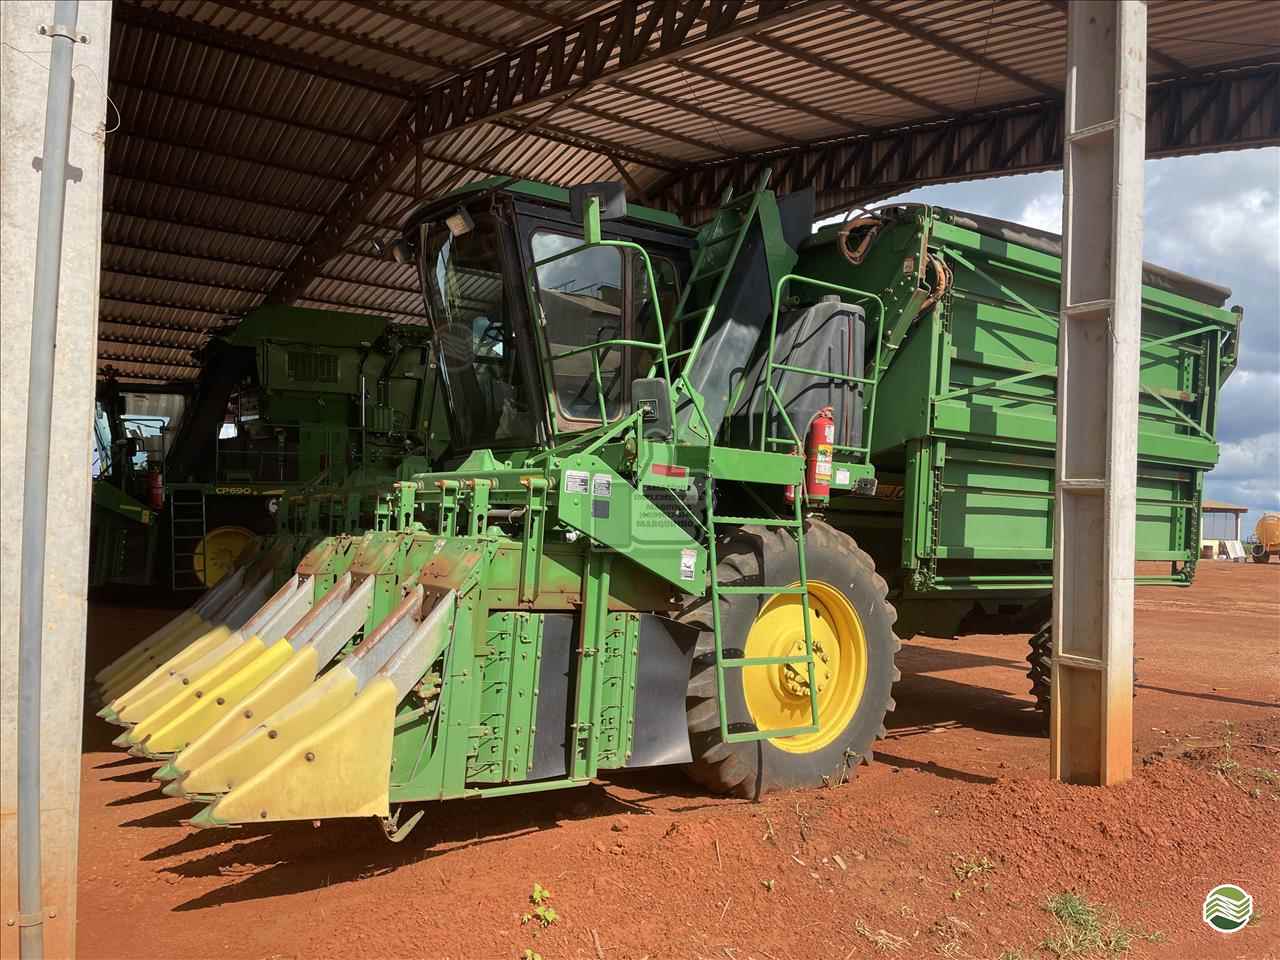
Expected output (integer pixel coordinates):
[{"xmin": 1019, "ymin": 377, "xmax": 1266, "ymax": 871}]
[
  {"xmin": 1018, "ymin": 191, "xmax": 1063, "ymax": 233},
  {"xmin": 1216, "ymin": 368, "xmax": 1280, "ymax": 444},
  {"xmin": 1205, "ymin": 431, "xmax": 1280, "ymax": 534}
]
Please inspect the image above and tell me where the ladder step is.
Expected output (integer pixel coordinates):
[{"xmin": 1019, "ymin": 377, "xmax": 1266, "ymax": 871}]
[
  {"xmin": 689, "ymin": 265, "xmax": 727, "ymax": 283},
  {"xmin": 720, "ymin": 654, "xmax": 813, "ymax": 668},
  {"xmin": 703, "ymin": 230, "xmax": 739, "ymax": 247},
  {"xmin": 673, "ymin": 307, "xmax": 712, "ymax": 323},
  {"xmin": 724, "ymin": 723, "xmax": 818, "ymax": 743},
  {"xmin": 715, "ymin": 585, "xmax": 807, "ymax": 596},
  {"xmin": 713, "ymin": 515, "xmax": 801, "ymax": 527}
]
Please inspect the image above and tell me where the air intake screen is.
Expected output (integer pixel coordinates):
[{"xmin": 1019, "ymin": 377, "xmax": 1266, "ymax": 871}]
[{"xmin": 287, "ymin": 351, "xmax": 338, "ymax": 383}]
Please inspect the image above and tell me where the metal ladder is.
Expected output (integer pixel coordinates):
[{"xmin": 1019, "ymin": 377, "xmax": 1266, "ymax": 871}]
[
  {"xmin": 673, "ymin": 171, "xmax": 821, "ymax": 744},
  {"xmin": 705, "ymin": 489, "xmax": 821, "ymax": 743},
  {"xmin": 168, "ymin": 487, "xmax": 207, "ymax": 591},
  {"xmin": 664, "ymin": 172, "xmax": 772, "ymax": 391}
]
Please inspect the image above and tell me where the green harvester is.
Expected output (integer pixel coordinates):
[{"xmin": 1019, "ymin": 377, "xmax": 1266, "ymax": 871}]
[
  {"xmin": 89, "ymin": 307, "xmax": 445, "ymax": 593},
  {"xmin": 92, "ymin": 175, "xmax": 1240, "ymax": 837}
]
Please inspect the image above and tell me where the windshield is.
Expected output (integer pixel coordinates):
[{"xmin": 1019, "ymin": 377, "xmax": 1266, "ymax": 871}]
[{"xmin": 418, "ymin": 213, "xmax": 538, "ymax": 449}]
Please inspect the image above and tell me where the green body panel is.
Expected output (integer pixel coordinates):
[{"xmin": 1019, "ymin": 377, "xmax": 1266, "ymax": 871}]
[
  {"xmin": 800, "ymin": 209, "xmax": 1234, "ymax": 596},
  {"xmin": 89, "ymin": 480, "xmax": 159, "ymax": 588},
  {"xmin": 556, "ymin": 454, "xmax": 706, "ymax": 589}
]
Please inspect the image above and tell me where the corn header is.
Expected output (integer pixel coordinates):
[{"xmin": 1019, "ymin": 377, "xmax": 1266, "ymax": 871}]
[{"xmin": 94, "ymin": 176, "xmax": 1240, "ymax": 838}]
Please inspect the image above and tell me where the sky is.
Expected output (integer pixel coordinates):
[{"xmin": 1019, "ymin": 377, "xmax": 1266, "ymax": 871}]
[{"xmin": 817, "ymin": 147, "xmax": 1279, "ymax": 539}]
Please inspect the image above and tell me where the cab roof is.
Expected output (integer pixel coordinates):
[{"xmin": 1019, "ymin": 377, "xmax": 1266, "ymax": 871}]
[{"xmin": 414, "ymin": 177, "xmax": 691, "ymax": 232}]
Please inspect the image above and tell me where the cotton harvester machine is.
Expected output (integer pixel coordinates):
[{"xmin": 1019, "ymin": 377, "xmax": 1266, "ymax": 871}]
[
  {"xmin": 90, "ymin": 306, "xmax": 445, "ymax": 594},
  {"xmin": 94, "ymin": 177, "xmax": 1240, "ymax": 839}
]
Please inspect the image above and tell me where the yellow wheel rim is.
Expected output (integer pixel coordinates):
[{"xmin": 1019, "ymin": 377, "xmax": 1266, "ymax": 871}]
[
  {"xmin": 742, "ymin": 580, "xmax": 868, "ymax": 754},
  {"xmin": 193, "ymin": 526, "xmax": 256, "ymax": 587}
]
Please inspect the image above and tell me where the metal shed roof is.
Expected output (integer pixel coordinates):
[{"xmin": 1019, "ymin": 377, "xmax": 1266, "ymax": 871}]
[{"xmin": 99, "ymin": 0, "xmax": 1280, "ymax": 382}]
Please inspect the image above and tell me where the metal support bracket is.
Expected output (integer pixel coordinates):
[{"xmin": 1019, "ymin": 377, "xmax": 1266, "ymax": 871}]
[
  {"xmin": 38, "ymin": 23, "xmax": 87, "ymax": 43},
  {"xmin": 518, "ymin": 477, "xmax": 547, "ymax": 604}
]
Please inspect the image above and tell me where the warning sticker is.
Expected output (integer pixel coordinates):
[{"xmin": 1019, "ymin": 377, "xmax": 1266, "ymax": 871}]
[
  {"xmin": 835, "ymin": 468, "xmax": 851, "ymax": 486},
  {"xmin": 680, "ymin": 548, "xmax": 697, "ymax": 581},
  {"xmin": 564, "ymin": 469, "xmax": 590, "ymax": 494},
  {"xmin": 592, "ymin": 473, "xmax": 613, "ymax": 498},
  {"xmin": 815, "ymin": 445, "xmax": 833, "ymax": 480}
]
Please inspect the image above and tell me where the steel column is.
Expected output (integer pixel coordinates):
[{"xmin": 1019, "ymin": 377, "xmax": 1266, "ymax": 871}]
[{"xmin": 1051, "ymin": 0, "xmax": 1146, "ymax": 786}]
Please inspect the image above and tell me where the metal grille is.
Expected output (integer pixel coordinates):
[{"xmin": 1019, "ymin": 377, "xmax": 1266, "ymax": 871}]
[{"xmin": 287, "ymin": 351, "xmax": 339, "ymax": 383}]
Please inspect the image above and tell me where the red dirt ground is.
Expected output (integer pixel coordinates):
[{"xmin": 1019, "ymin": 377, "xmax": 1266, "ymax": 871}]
[{"xmin": 77, "ymin": 561, "xmax": 1279, "ymax": 960}]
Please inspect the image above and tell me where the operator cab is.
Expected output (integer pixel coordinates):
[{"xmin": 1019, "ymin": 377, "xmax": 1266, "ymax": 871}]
[{"xmin": 396, "ymin": 179, "xmax": 696, "ymax": 455}]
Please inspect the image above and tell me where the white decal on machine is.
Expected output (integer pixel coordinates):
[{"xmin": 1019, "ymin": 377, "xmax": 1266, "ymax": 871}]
[{"xmin": 680, "ymin": 549, "xmax": 697, "ymax": 581}]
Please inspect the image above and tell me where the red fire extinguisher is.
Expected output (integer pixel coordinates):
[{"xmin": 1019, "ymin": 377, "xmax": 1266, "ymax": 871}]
[
  {"xmin": 786, "ymin": 406, "xmax": 835, "ymax": 503},
  {"xmin": 805, "ymin": 406, "xmax": 836, "ymax": 500},
  {"xmin": 147, "ymin": 469, "xmax": 164, "ymax": 511}
]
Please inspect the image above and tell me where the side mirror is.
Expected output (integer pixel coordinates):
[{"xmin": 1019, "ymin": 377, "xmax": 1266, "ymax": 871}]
[{"xmin": 569, "ymin": 181, "xmax": 627, "ymax": 244}]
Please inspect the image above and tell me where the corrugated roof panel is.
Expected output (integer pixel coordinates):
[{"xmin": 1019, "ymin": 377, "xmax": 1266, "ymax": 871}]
[
  {"xmin": 103, "ymin": 210, "xmax": 298, "ymax": 266},
  {"xmin": 92, "ymin": 0, "xmax": 1275, "ymax": 377}
]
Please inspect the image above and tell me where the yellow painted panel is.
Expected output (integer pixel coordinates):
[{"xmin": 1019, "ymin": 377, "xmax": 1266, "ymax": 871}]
[
  {"xmin": 96, "ymin": 610, "xmax": 200, "ymax": 685},
  {"xmin": 144, "ymin": 639, "xmax": 296, "ymax": 754},
  {"xmin": 102, "ymin": 632, "xmax": 205, "ymax": 703},
  {"xmin": 100, "ymin": 615, "xmax": 216, "ymax": 698},
  {"xmin": 125, "ymin": 636, "xmax": 266, "ymax": 734},
  {"xmin": 107, "ymin": 625, "xmax": 234, "ymax": 713},
  {"xmin": 182, "ymin": 667, "xmax": 358, "ymax": 796},
  {"xmin": 173, "ymin": 647, "xmax": 319, "ymax": 778},
  {"xmin": 212, "ymin": 678, "xmax": 397, "ymax": 824}
]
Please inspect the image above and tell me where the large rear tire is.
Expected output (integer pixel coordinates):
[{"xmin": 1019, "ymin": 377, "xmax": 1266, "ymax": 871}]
[
  {"xmin": 1027, "ymin": 623, "xmax": 1052, "ymax": 714},
  {"xmin": 1027, "ymin": 621, "xmax": 1137, "ymax": 724},
  {"xmin": 678, "ymin": 521, "xmax": 900, "ymax": 798}
]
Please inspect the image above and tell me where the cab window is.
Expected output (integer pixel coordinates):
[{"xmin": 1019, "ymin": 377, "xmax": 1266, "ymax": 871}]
[{"xmin": 531, "ymin": 231, "xmax": 626, "ymax": 422}]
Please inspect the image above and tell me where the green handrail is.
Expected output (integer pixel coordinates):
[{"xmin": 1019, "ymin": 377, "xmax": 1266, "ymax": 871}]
[{"xmin": 761, "ymin": 274, "xmax": 887, "ymax": 466}]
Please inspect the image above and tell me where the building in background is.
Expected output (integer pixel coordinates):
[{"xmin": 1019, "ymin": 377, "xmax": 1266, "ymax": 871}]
[{"xmin": 1201, "ymin": 499, "xmax": 1250, "ymax": 558}]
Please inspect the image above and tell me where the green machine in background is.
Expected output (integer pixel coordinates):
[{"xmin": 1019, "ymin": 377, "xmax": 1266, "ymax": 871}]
[
  {"xmin": 90, "ymin": 306, "xmax": 446, "ymax": 593},
  {"xmin": 93, "ymin": 176, "xmax": 1239, "ymax": 837}
]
